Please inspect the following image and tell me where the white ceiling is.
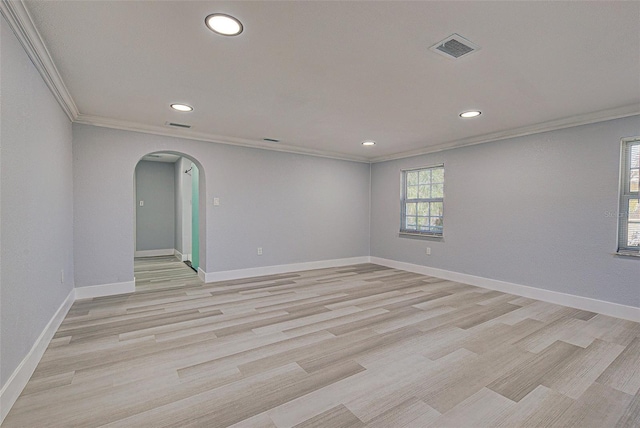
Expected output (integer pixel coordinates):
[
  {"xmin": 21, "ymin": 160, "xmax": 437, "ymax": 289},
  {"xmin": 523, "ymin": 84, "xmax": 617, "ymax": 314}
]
[{"xmin": 17, "ymin": 1, "xmax": 640, "ymax": 161}]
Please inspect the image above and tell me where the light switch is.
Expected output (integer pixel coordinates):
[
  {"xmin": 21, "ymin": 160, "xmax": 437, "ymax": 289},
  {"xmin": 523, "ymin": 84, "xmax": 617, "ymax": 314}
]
[
  {"xmin": 139, "ymin": 200, "xmax": 144, "ymax": 206},
  {"xmin": 213, "ymin": 198, "xmax": 220, "ymax": 206}
]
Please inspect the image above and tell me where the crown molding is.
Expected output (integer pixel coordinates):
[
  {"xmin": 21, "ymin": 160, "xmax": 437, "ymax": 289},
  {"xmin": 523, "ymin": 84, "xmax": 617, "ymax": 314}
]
[
  {"xmin": 74, "ymin": 114, "xmax": 371, "ymax": 163},
  {"xmin": 1, "ymin": 0, "xmax": 78, "ymax": 121},
  {"xmin": 370, "ymin": 104, "xmax": 640, "ymax": 163}
]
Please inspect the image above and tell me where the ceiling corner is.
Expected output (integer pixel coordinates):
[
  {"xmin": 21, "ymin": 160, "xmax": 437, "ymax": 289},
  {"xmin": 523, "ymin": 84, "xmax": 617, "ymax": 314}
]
[{"xmin": 1, "ymin": 0, "xmax": 79, "ymax": 121}]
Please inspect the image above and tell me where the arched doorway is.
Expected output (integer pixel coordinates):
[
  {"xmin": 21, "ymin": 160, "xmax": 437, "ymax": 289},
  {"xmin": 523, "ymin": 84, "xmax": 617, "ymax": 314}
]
[{"xmin": 133, "ymin": 151, "xmax": 206, "ymax": 287}]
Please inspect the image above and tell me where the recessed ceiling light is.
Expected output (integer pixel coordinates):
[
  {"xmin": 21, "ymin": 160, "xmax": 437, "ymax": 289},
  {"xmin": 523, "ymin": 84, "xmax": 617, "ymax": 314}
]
[
  {"xmin": 170, "ymin": 104, "xmax": 193, "ymax": 112},
  {"xmin": 205, "ymin": 14, "xmax": 243, "ymax": 36},
  {"xmin": 362, "ymin": 140, "xmax": 376, "ymax": 146},
  {"xmin": 460, "ymin": 110, "xmax": 481, "ymax": 118}
]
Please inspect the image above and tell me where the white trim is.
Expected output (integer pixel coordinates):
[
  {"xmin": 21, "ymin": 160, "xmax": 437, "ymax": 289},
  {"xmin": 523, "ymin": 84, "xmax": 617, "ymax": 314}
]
[
  {"xmin": 74, "ymin": 114, "xmax": 371, "ymax": 163},
  {"xmin": 134, "ymin": 248, "xmax": 175, "ymax": 257},
  {"xmin": 0, "ymin": 0, "xmax": 78, "ymax": 121},
  {"xmin": 199, "ymin": 257, "xmax": 371, "ymax": 283},
  {"xmin": 370, "ymin": 257, "xmax": 640, "ymax": 322},
  {"xmin": 74, "ymin": 280, "xmax": 135, "ymax": 300},
  {"xmin": 370, "ymin": 107, "xmax": 640, "ymax": 163},
  {"xmin": 75, "ymin": 108, "xmax": 640, "ymax": 165},
  {"xmin": 0, "ymin": 288, "xmax": 75, "ymax": 424},
  {"xmin": 174, "ymin": 249, "xmax": 188, "ymax": 261}
]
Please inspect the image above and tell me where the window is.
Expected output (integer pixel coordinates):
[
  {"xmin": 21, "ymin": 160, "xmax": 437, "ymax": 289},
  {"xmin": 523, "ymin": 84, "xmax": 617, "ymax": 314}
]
[
  {"xmin": 401, "ymin": 165, "xmax": 444, "ymax": 236},
  {"xmin": 618, "ymin": 137, "xmax": 640, "ymax": 253}
]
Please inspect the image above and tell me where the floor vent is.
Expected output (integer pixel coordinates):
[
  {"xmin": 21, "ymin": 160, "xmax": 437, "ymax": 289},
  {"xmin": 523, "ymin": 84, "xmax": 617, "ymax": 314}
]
[
  {"xmin": 165, "ymin": 121, "xmax": 192, "ymax": 129},
  {"xmin": 430, "ymin": 34, "xmax": 480, "ymax": 59}
]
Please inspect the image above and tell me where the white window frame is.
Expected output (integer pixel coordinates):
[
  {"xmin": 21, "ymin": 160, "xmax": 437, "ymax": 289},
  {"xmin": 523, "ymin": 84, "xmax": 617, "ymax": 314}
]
[
  {"xmin": 400, "ymin": 164, "xmax": 444, "ymax": 238},
  {"xmin": 617, "ymin": 137, "xmax": 640, "ymax": 254}
]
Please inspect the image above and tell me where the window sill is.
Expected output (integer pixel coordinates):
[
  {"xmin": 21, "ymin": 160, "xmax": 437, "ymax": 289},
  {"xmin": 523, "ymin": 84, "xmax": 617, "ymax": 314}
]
[
  {"xmin": 613, "ymin": 251, "xmax": 640, "ymax": 259},
  {"xmin": 399, "ymin": 232, "xmax": 443, "ymax": 240}
]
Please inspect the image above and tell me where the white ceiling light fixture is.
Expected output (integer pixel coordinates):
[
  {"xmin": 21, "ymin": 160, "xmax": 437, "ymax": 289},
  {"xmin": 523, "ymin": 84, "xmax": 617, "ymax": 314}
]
[
  {"xmin": 205, "ymin": 14, "xmax": 243, "ymax": 36},
  {"xmin": 170, "ymin": 103, "xmax": 193, "ymax": 112},
  {"xmin": 460, "ymin": 110, "xmax": 481, "ymax": 118},
  {"xmin": 362, "ymin": 140, "xmax": 376, "ymax": 146}
]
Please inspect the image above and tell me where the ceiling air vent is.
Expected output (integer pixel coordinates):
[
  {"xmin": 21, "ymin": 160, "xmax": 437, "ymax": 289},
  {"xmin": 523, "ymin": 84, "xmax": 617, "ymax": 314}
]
[
  {"xmin": 430, "ymin": 34, "xmax": 480, "ymax": 59},
  {"xmin": 165, "ymin": 121, "xmax": 192, "ymax": 129}
]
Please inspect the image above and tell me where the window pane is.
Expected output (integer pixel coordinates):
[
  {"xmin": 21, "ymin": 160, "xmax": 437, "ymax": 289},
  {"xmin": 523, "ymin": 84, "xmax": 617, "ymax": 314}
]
[
  {"xmin": 417, "ymin": 217, "xmax": 429, "ymax": 230},
  {"xmin": 417, "ymin": 202, "xmax": 429, "ymax": 216},
  {"xmin": 430, "ymin": 217, "xmax": 443, "ymax": 229},
  {"xmin": 405, "ymin": 203, "xmax": 416, "ymax": 216},
  {"xmin": 631, "ymin": 144, "xmax": 639, "ymax": 168},
  {"xmin": 630, "ymin": 169, "xmax": 639, "ymax": 192},
  {"xmin": 430, "ymin": 202, "xmax": 443, "ymax": 216},
  {"xmin": 407, "ymin": 185, "xmax": 418, "ymax": 199},
  {"xmin": 406, "ymin": 171, "xmax": 418, "ymax": 186},
  {"xmin": 628, "ymin": 223, "xmax": 640, "ymax": 247},
  {"xmin": 418, "ymin": 185, "xmax": 430, "ymax": 198},
  {"xmin": 629, "ymin": 199, "xmax": 640, "ymax": 220},
  {"xmin": 406, "ymin": 216, "xmax": 416, "ymax": 227},
  {"xmin": 432, "ymin": 183, "xmax": 444, "ymax": 198},
  {"xmin": 432, "ymin": 168, "xmax": 444, "ymax": 183},
  {"xmin": 418, "ymin": 170, "xmax": 431, "ymax": 184}
]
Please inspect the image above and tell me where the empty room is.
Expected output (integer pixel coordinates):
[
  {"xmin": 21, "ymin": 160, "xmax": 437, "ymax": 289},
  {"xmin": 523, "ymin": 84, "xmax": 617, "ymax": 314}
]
[{"xmin": 1, "ymin": 1, "xmax": 639, "ymax": 427}]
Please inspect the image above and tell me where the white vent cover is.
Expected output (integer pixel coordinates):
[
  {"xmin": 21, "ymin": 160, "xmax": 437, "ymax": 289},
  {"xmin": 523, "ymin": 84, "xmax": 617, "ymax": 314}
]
[
  {"xmin": 430, "ymin": 34, "xmax": 480, "ymax": 59},
  {"xmin": 165, "ymin": 121, "xmax": 192, "ymax": 129}
]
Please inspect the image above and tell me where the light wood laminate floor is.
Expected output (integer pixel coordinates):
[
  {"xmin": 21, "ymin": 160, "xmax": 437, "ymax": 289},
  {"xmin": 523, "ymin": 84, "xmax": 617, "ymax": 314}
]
[{"xmin": 4, "ymin": 257, "xmax": 640, "ymax": 427}]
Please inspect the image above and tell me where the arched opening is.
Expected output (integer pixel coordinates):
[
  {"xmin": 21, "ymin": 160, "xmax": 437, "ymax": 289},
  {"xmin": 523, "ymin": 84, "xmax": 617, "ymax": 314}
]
[{"xmin": 133, "ymin": 151, "xmax": 206, "ymax": 289}]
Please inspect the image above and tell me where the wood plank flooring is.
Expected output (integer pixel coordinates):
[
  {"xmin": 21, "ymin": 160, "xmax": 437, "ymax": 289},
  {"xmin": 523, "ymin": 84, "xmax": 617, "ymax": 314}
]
[{"xmin": 4, "ymin": 257, "xmax": 640, "ymax": 427}]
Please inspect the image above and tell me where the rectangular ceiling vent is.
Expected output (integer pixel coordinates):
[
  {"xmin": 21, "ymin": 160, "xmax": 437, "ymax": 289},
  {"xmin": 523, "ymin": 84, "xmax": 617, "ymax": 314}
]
[
  {"xmin": 165, "ymin": 121, "xmax": 192, "ymax": 129},
  {"xmin": 430, "ymin": 34, "xmax": 480, "ymax": 59}
]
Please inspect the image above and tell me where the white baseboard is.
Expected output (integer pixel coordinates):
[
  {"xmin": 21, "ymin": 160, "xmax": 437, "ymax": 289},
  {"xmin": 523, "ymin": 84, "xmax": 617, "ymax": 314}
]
[
  {"xmin": 370, "ymin": 257, "xmax": 640, "ymax": 322},
  {"xmin": 134, "ymin": 248, "xmax": 175, "ymax": 257},
  {"xmin": 199, "ymin": 256, "xmax": 371, "ymax": 283},
  {"xmin": 74, "ymin": 280, "xmax": 135, "ymax": 300},
  {"xmin": 198, "ymin": 267, "xmax": 206, "ymax": 283},
  {"xmin": 0, "ymin": 288, "xmax": 75, "ymax": 424},
  {"xmin": 174, "ymin": 249, "xmax": 189, "ymax": 262}
]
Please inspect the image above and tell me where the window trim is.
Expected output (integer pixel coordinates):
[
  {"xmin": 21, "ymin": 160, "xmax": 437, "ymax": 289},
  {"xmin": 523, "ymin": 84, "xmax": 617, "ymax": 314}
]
[
  {"xmin": 400, "ymin": 163, "xmax": 444, "ymax": 238},
  {"xmin": 617, "ymin": 137, "xmax": 640, "ymax": 254}
]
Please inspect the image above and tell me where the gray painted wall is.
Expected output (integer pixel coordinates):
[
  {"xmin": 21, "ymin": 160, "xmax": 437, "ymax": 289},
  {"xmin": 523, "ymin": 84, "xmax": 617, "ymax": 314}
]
[
  {"xmin": 72, "ymin": 124, "xmax": 371, "ymax": 288},
  {"xmin": 0, "ymin": 16, "xmax": 74, "ymax": 386},
  {"xmin": 371, "ymin": 115, "xmax": 640, "ymax": 307},
  {"xmin": 135, "ymin": 161, "xmax": 176, "ymax": 251}
]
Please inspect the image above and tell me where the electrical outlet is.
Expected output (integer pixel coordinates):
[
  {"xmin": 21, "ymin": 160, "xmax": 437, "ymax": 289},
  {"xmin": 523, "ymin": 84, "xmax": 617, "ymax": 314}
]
[
  {"xmin": 213, "ymin": 197, "xmax": 220, "ymax": 206},
  {"xmin": 257, "ymin": 247, "xmax": 263, "ymax": 255},
  {"xmin": 426, "ymin": 247, "xmax": 431, "ymax": 256}
]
